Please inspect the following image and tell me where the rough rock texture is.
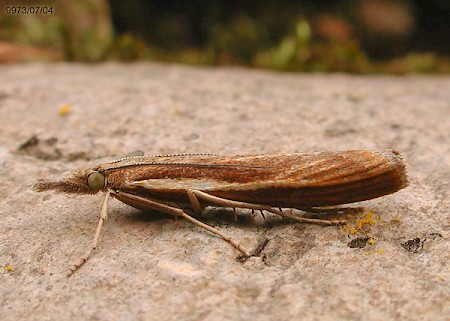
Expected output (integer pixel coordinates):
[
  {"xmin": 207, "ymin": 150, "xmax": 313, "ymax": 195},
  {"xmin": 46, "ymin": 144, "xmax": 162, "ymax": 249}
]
[{"xmin": 0, "ymin": 63, "xmax": 448, "ymax": 321}]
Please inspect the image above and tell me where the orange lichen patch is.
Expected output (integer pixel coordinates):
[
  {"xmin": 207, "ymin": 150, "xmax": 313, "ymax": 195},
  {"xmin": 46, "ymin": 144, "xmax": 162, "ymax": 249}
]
[
  {"xmin": 368, "ymin": 237, "xmax": 376, "ymax": 245},
  {"xmin": 58, "ymin": 104, "xmax": 72, "ymax": 116},
  {"xmin": 376, "ymin": 248, "xmax": 384, "ymax": 254}
]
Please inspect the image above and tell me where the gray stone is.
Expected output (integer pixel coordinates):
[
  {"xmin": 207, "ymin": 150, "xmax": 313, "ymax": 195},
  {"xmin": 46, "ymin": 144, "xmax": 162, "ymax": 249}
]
[{"xmin": 0, "ymin": 63, "xmax": 448, "ymax": 321}]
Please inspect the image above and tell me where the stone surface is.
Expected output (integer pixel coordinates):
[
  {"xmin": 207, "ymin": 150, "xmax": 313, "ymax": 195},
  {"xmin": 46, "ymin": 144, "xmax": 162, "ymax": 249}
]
[{"xmin": 0, "ymin": 63, "xmax": 448, "ymax": 321}]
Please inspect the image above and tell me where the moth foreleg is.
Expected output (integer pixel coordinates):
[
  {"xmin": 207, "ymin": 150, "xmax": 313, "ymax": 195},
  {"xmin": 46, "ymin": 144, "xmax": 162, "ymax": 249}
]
[
  {"xmin": 188, "ymin": 189, "xmax": 346, "ymax": 226},
  {"xmin": 111, "ymin": 191, "xmax": 252, "ymax": 258},
  {"xmin": 67, "ymin": 190, "xmax": 111, "ymax": 277}
]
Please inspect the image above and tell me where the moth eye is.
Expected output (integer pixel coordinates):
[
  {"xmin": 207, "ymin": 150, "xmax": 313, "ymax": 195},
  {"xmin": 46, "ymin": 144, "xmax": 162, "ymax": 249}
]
[{"xmin": 87, "ymin": 171, "xmax": 105, "ymax": 190}]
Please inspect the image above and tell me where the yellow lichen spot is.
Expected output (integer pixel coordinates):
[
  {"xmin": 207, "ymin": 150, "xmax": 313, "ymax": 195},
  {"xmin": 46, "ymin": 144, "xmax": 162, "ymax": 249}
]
[
  {"xmin": 368, "ymin": 237, "xmax": 376, "ymax": 245},
  {"xmin": 347, "ymin": 214, "xmax": 356, "ymax": 219},
  {"xmin": 350, "ymin": 228, "xmax": 357, "ymax": 235},
  {"xmin": 356, "ymin": 211, "xmax": 376, "ymax": 230},
  {"xmin": 58, "ymin": 104, "xmax": 72, "ymax": 116},
  {"xmin": 438, "ymin": 276, "xmax": 445, "ymax": 282},
  {"xmin": 365, "ymin": 252, "xmax": 371, "ymax": 256},
  {"xmin": 376, "ymin": 248, "xmax": 384, "ymax": 254},
  {"xmin": 366, "ymin": 211, "xmax": 375, "ymax": 223},
  {"xmin": 5, "ymin": 265, "xmax": 14, "ymax": 272},
  {"xmin": 170, "ymin": 105, "xmax": 181, "ymax": 115},
  {"xmin": 393, "ymin": 217, "xmax": 401, "ymax": 222}
]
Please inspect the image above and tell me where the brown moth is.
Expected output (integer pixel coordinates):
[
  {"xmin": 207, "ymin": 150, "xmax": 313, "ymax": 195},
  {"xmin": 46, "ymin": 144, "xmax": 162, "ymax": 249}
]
[{"xmin": 35, "ymin": 149, "xmax": 408, "ymax": 276}]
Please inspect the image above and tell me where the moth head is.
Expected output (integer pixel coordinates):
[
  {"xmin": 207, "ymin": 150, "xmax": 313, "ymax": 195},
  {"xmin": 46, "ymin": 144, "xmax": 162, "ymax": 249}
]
[{"xmin": 34, "ymin": 168, "xmax": 106, "ymax": 194}]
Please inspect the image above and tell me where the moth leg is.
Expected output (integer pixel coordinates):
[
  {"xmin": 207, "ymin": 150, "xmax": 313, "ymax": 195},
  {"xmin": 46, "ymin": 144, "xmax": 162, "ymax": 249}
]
[
  {"xmin": 187, "ymin": 189, "xmax": 204, "ymax": 215},
  {"xmin": 67, "ymin": 190, "xmax": 111, "ymax": 277},
  {"xmin": 188, "ymin": 189, "xmax": 239, "ymax": 222},
  {"xmin": 298, "ymin": 207, "xmax": 364, "ymax": 215},
  {"xmin": 188, "ymin": 189, "xmax": 346, "ymax": 226},
  {"xmin": 111, "ymin": 191, "xmax": 252, "ymax": 258},
  {"xmin": 238, "ymin": 237, "xmax": 270, "ymax": 262}
]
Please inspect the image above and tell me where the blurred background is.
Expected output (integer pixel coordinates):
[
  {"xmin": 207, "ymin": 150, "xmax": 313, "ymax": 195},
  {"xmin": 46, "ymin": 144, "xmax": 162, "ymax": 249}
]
[{"xmin": 0, "ymin": 0, "xmax": 448, "ymax": 73}]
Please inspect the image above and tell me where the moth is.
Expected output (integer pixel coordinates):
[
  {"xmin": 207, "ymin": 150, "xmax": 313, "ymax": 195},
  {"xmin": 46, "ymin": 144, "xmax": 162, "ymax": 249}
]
[{"xmin": 35, "ymin": 149, "xmax": 408, "ymax": 276}]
